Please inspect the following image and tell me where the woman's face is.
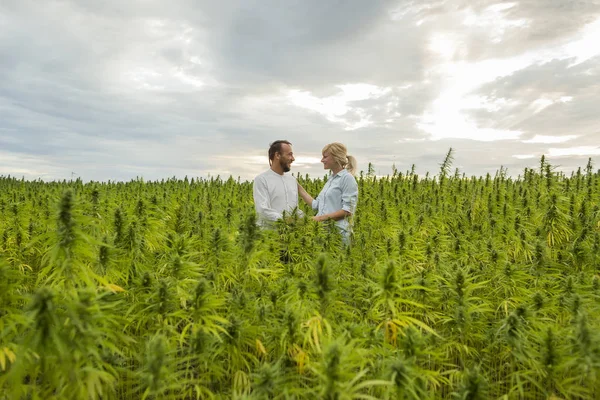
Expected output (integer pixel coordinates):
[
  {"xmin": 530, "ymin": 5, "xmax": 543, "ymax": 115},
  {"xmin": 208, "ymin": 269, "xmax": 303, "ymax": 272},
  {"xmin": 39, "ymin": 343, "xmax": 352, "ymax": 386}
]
[{"xmin": 321, "ymin": 152, "xmax": 335, "ymax": 170}]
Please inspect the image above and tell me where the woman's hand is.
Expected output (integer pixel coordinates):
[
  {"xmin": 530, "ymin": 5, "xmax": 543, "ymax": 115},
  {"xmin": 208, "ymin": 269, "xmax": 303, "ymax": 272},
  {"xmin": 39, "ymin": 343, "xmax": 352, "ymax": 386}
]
[{"xmin": 313, "ymin": 210, "xmax": 350, "ymax": 222}]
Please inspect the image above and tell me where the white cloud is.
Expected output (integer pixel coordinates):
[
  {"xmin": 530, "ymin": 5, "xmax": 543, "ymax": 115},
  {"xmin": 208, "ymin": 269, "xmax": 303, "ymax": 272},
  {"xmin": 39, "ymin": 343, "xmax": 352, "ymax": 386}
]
[
  {"xmin": 548, "ymin": 146, "xmax": 600, "ymax": 157},
  {"xmin": 513, "ymin": 154, "xmax": 536, "ymax": 159},
  {"xmin": 173, "ymin": 69, "xmax": 205, "ymax": 88},
  {"xmin": 293, "ymin": 156, "xmax": 322, "ymax": 165},
  {"xmin": 523, "ymin": 135, "xmax": 578, "ymax": 144},
  {"xmin": 125, "ymin": 68, "xmax": 165, "ymax": 91},
  {"xmin": 396, "ymin": 137, "xmax": 427, "ymax": 143},
  {"xmin": 287, "ymin": 83, "xmax": 391, "ymax": 130},
  {"xmin": 462, "ymin": 2, "xmax": 529, "ymax": 43},
  {"xmin": 528, "ymin": 95, "xmax": 574, "ymax": 113},
  {"xmin": 338, "ymin": 83, "xmax": 391, "ymax": 101},
  {"xmin": 530, "ymin": 98, "xmax": 554, "ymax": 113},
  {"xmin": 418, "ymin": 122, "xmax": 522, "ymax": 142},
  {"xmin": 0, "ymin": 151, "xmax": 64, "ymax": 179},
  {"xmin": 238, "ymin": 155, "xmax": 321, "ymax": 166},
  {"xmin": 461, "ymin": 95, "xmax": 520, "ymax": 112}
]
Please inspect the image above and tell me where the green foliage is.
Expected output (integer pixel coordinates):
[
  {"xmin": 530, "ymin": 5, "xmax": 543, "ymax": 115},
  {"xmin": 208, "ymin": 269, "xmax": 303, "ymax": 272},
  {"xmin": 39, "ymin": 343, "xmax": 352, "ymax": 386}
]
[{"xmin": 1, "ymin": 155, "xmax": 600, "ymax": 399}]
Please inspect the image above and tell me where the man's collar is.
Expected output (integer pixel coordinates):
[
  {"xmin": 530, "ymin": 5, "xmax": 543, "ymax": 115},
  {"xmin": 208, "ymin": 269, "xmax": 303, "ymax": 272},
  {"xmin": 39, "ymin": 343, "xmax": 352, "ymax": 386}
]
[{"xmin": 269, "ymin": 168, "xmax": 285, "ymax": 176}]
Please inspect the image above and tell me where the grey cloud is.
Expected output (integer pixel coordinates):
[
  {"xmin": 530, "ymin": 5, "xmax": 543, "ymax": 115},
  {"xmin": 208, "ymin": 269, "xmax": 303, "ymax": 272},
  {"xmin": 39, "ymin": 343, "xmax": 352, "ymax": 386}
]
[
  {"xmin": 56, "ymin": 0, "xmax": 418, "ymax": 89},
  {"xmin": 195, "ymin": 0, "xmax": 428, "ymax": 88},
  {"xmin": 480, "ymin": 57, "xmax": 600, "ymax": 98},
  {"xmin": 465, "ymin": 55, "xmax": 600, "ymax": 146},
  {"xmin": 503, "ymin": 0, "xmax": 600, "ymax": 40},
  {"xmin": 1, "ymin": 0, "xmax": 599, "ymax": 181}
]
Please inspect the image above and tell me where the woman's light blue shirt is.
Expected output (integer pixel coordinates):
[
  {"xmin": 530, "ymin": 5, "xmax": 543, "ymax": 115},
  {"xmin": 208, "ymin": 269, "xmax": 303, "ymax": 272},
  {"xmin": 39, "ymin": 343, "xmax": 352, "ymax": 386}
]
[{"xmin": 312, "ymin": 169, "xmax": 358, "ymax": 234}]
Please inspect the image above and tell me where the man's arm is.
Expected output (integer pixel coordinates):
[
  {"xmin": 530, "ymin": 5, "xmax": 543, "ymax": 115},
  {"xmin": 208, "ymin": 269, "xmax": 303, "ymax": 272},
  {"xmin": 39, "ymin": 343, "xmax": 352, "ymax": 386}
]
[{"xmin": 253, "ymin": 177, "xmax": 283, "ymax": 222}]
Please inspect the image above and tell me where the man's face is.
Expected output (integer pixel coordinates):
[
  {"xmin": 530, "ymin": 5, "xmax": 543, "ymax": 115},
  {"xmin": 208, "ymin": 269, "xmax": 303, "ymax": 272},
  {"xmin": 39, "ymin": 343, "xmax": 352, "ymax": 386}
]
[{"xmin": 278, "ymin": 143, "xmax": 295, "ymax": 172}]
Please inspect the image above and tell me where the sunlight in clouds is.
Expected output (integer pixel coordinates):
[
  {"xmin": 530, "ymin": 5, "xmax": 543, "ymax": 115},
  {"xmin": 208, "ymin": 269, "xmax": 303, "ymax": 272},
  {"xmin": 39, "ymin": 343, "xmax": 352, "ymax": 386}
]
[
  {"xmin": 428, "ymin": 34, "xmax": 458, "ymax": 60},
  {"xmin": 419, "ymin": 15, "xmax": 600, "ymax": 143},
  {"xmin": 418, "ymin": 89, "xmax": 524, "ymax": 141},
  {"xmin": 564, "ymin": 18, "xmax": 600, "ymax": 65},
  {"xmin": 461, "ymin": 95, "xmax": 520, "ymax": 112}
]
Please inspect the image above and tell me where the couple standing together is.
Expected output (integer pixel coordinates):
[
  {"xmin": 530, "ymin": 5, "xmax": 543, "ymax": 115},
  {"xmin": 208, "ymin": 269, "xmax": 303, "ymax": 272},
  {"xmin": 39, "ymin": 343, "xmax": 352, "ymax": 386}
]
[{"xmin": 253, "ymin": 140, "xmax": 359, "ymax": 243}]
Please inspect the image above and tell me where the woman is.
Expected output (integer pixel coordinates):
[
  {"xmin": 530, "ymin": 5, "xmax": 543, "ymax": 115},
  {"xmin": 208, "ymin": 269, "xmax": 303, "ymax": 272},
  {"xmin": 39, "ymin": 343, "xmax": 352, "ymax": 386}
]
[{"xmin": 298, "ymin": 142, "xmax": 359, "ymax": 242}]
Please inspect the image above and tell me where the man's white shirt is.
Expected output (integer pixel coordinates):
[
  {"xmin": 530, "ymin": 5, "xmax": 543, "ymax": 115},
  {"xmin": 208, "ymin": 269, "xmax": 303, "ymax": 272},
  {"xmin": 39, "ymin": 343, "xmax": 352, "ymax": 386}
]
[{"xmin": 253, "ymin": 169, "xmax": 301, "ymax": 227}]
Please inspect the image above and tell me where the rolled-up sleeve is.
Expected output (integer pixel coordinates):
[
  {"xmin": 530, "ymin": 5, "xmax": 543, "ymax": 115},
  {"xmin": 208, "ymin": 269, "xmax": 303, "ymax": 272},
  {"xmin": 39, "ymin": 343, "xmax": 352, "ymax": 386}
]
[
  {"xmin": 253, "ymin": 176, "xmax": 283, "ymax": 221},
  {"xmin": 341, "ymin": 175, "xmax": 358, "ymax": 214},
  {"xmin": 311, "ymin": 194, "xmax": 321, "ymax": 211}
]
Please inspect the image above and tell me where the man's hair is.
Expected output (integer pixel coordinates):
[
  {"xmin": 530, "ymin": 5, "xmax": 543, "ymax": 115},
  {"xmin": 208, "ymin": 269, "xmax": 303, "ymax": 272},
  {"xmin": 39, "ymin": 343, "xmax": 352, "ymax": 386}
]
[{"xmin": 268, "ymin": 140, "xmax": 292, "ymax": 164}]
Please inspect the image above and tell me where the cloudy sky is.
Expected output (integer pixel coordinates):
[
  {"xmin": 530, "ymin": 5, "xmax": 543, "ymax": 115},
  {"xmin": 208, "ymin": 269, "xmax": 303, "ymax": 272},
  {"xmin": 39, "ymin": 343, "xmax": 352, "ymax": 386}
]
[{"xmin": 1, "ymin": 0, "xmax": 599, "ymax": 182}]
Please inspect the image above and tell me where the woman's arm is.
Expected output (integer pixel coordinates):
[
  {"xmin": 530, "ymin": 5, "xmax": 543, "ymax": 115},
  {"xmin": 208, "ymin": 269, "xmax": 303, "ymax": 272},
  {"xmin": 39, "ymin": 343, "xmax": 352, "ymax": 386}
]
[
  {"xmin": 313, "ymin": 175, "xmax": 357, "ymax": 222},
  {"xmin": 298, "ymin": 183, "xmax": 314, "ymax": 207},
  {"xmin": 313, "ymin": 209, "xmax": 349, "ymax": 222}
]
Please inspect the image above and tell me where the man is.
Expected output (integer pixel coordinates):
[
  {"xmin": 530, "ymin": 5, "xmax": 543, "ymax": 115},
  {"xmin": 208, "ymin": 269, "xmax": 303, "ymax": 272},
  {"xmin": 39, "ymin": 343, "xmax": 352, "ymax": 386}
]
[{"xmin": 253, "ymin": 140, "xmax": 301, "ymax": 227}]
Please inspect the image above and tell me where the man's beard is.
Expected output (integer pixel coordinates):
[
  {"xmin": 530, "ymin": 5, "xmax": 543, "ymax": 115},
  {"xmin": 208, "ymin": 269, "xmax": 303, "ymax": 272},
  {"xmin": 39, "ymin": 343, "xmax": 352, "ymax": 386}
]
[{"xmin": 280, "ymin": 159, "xmax": 291, "ymax": 173}]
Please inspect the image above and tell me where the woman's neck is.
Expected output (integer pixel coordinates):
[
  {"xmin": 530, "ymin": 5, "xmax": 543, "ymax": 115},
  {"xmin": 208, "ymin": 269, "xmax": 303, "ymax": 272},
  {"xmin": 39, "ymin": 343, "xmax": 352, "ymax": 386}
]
[{"xmin": 331, "ymin": 165, "xmax": 343, "ymax": 175}]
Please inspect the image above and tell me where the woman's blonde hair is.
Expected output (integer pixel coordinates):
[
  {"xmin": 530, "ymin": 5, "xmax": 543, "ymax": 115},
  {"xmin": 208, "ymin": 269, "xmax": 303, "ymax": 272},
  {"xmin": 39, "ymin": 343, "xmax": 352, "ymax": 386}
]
[{"xmin": 322, "ymin": 142, "xmax": 357, "ymax": 176}]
